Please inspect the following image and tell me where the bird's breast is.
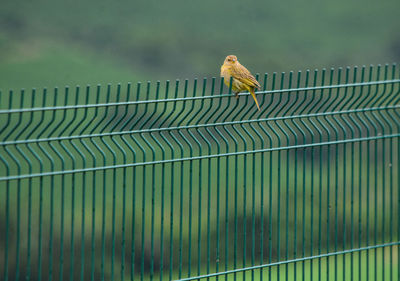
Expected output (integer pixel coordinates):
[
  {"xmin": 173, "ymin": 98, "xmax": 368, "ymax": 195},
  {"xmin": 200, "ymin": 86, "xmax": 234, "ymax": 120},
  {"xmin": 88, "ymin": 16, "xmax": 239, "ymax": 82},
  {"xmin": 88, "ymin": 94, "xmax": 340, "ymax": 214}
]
[
  {"xmin": 221, "ymin": 65, "xmax": 244, "ymax": 92},
  {"xmin": 220, "ymin": 65, "xmax": 231, "ymax": 80}
]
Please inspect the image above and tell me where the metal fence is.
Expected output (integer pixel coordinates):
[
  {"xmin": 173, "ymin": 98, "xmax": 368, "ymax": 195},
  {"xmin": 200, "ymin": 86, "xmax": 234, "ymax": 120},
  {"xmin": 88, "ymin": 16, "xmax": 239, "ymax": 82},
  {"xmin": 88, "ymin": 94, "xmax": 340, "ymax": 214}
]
[{"xmin": 0, "ymin": 64, "xmax": 399, "ymax": 281}]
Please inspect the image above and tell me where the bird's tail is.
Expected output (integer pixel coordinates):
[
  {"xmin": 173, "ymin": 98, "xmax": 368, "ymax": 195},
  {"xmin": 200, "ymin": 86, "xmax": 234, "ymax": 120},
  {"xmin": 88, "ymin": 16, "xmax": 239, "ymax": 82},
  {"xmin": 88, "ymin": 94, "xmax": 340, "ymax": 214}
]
[{"xmin": 249, "ymin": 88, "xmax": 261, "ymax": 111}]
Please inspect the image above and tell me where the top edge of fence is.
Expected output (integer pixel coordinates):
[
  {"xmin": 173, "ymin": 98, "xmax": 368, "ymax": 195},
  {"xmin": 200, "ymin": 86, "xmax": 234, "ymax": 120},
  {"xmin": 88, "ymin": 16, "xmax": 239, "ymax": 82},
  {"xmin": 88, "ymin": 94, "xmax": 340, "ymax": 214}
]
[
  {"xmin": 0, "ymin": 79, "xmax": 399, "ymax": 114},
  {"xmin": 0, "ymin": 63, "xmax": 397, "ymax": 93}
]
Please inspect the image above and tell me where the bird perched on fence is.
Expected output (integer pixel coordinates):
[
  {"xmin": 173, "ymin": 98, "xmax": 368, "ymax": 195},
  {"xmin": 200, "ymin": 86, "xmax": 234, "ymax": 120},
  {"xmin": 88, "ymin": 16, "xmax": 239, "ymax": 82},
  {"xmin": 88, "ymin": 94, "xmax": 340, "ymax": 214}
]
[{"xmin": 220, "ymin": 55, "xmax": 261, "ymax": 111}]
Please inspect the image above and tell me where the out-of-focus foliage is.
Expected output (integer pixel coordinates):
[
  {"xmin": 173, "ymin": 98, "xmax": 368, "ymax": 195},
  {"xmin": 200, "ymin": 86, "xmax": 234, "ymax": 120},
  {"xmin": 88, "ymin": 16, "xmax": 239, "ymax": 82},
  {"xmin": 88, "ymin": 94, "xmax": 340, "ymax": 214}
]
[{"xmin": 0, "ymin": 0, "xmax": 399, "ymax": 89}]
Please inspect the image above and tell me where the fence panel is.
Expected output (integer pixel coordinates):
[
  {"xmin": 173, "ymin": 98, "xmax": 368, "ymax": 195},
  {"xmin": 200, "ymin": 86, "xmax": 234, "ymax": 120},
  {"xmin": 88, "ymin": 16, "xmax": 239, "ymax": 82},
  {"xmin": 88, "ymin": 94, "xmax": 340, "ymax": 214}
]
[{"xmin": 0, "ymin": 64, "xmax": 399, "ymax": 280}]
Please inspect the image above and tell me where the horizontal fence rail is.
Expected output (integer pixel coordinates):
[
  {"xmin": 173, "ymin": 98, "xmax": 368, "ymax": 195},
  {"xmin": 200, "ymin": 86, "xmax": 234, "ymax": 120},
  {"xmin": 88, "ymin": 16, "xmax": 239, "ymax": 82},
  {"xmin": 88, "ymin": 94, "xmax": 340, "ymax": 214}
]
[{"xmin": 0, "ymin": 64, "xmax": 399, "ymax": 281}]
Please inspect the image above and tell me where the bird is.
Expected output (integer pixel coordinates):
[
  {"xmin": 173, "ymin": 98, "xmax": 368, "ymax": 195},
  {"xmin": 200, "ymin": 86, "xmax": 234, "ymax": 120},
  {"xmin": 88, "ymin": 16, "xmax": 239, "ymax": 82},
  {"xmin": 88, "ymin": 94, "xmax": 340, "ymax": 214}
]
[{"xmin": 220, "ymin": 55, "xmax": 261, "ymax": 111}]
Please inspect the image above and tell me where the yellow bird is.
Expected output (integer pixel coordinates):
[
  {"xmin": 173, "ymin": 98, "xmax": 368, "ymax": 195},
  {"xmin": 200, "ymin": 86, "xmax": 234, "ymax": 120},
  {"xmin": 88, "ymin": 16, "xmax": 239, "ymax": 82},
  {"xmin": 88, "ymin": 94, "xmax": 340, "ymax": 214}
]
[{"xmin": 220, "ymin": 55, "xmax": 261, "ymax": 111}]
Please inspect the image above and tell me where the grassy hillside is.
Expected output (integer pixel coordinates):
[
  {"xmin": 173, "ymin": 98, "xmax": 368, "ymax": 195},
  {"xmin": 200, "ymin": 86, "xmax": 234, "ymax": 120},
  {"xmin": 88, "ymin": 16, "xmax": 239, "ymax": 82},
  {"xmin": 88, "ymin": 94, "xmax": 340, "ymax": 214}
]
[
  {"xmin": 1, "ymin": 0, "xmax": 399, "ymax": 90},
  {"xmin": 1, "ymin": 1, "xmax": 399, "ymax": 280}
]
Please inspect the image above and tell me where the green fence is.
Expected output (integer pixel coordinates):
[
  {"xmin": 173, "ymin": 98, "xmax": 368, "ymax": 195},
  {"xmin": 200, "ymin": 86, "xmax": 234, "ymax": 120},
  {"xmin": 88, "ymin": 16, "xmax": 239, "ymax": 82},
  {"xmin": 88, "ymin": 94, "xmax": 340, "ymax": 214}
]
[{"xmin": 0, "ymin": 64, "xmax": 399, "ymax": 281}]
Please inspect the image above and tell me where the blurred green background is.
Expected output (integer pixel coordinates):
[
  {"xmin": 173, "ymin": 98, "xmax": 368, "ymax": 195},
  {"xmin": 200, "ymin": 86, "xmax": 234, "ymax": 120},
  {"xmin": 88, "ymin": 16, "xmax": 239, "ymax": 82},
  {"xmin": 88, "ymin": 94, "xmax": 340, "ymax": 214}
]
[
  {"xmin": 1, "ymin": 1, "xmax": 400, "ymax": 281},
  {"xmin": 0, "ymin": 0, "xmax": 399, "ymax": 90}
]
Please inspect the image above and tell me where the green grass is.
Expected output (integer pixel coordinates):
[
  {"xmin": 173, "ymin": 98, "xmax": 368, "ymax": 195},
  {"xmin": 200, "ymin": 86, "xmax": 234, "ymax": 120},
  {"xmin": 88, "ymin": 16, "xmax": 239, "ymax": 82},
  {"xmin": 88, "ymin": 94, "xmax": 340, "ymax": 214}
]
[
  {"xmin": 1, "ymin": 0, "xmax": 399, "ymax": 90},
  {"xmin": 0, "ymin": 39, "xmax": 147, "ymax": 90},
  {"xmin": 1, "ymin": 148, "xmax": 398, "ymax": 280},
  {"xmin": 138, "ymin": 246, "xmax": 399, "ymax": 280},
  {"xmin": 1, "ymin": 2, "xmax": 399, "ymax": 279}
]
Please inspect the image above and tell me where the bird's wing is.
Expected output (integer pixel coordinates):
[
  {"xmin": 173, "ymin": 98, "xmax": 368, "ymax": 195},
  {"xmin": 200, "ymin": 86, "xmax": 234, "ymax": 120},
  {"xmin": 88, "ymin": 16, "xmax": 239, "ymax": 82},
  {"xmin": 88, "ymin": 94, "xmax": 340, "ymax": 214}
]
[{"xmin": 231, "ymin": 64, "xmax": 261, "ymax": 89}]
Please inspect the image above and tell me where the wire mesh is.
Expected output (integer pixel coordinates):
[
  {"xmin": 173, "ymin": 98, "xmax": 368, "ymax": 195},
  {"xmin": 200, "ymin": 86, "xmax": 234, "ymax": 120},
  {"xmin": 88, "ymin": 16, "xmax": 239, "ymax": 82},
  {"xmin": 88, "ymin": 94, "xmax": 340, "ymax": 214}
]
[{"xmin": 0, "ymin": 64, "xmax": 399, "ymax": 281}]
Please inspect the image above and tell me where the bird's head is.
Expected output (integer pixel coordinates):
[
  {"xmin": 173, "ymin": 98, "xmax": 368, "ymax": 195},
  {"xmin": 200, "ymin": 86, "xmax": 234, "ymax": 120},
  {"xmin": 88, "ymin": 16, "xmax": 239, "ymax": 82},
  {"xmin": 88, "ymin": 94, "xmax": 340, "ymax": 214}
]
[{"xmin": 224, "ymin": 55, "xmax": 238, "ymax": 65}]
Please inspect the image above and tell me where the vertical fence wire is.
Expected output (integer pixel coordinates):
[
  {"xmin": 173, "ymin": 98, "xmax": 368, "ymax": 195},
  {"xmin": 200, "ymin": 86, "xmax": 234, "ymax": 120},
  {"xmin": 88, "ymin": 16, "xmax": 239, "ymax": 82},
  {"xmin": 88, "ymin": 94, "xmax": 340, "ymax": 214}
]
[{"xmin": 0, "ymin": 64, "xmax": 399, "ymax": 281}]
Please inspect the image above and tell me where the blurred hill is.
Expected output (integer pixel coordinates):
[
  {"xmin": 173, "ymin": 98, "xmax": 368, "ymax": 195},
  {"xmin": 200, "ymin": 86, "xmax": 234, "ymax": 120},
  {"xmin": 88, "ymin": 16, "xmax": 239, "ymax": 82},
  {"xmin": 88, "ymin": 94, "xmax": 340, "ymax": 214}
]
[
  {"xmin": 0, "ymin": 0, "xmax": 399, "ymax": 89},
  {"xmin": 1, "ymin": 2, "xmax": 399, "ymax": 279}
]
